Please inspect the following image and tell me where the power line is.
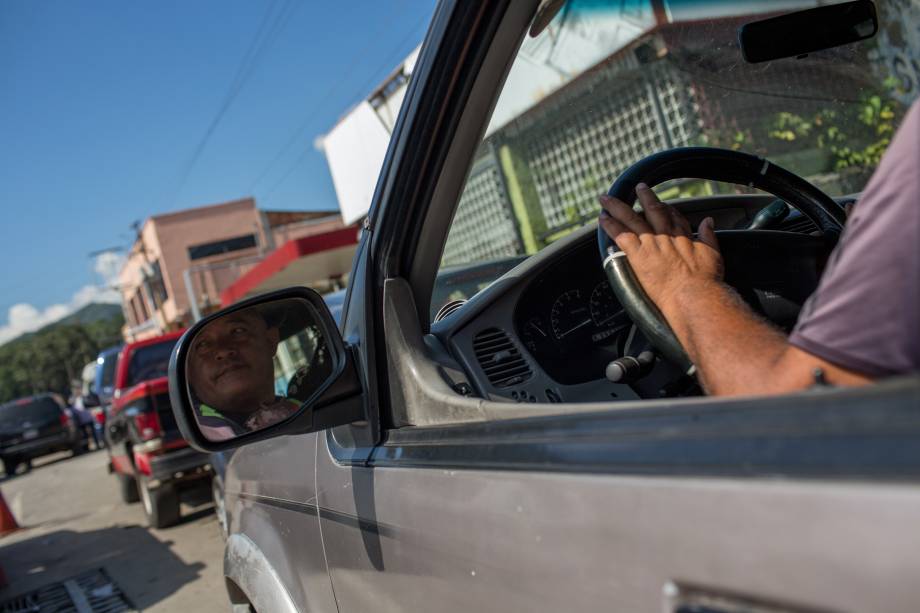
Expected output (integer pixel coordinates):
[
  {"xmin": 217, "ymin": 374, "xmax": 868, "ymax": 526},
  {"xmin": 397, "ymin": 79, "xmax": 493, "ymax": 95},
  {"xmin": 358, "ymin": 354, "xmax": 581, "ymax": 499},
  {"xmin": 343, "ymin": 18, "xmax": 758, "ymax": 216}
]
[
  {"xmin": 170, "ymin": 0, "xmax": 300, "ymax": 208},
  {"xmin": 256, "ymin": 10, "xmax": 431, "ymax": 204},
  {"xmin": 246, "ymin": 0, "xmax": 421, "ymax": 195},
  {"xmin": 349, "ymin": 11, "xmax": 430, "ymax": 109},
  {"xmin": 87, "ymin": 246, "xmax": 125, "ymax": 258}
]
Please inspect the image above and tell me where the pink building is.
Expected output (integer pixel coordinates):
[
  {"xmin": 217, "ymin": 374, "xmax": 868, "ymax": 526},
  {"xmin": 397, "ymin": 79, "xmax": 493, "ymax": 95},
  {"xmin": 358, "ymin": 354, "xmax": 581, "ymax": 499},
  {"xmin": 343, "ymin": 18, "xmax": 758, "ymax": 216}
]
[{"xmin": 119, "ymin": 197, "xmax": 354, "ymax": 341}]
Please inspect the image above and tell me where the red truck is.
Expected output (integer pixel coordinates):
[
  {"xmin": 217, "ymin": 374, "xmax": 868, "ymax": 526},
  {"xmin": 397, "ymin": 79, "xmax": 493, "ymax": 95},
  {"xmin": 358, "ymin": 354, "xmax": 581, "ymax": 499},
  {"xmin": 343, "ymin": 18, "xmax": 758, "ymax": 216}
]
[{"xmin": 105, "ymin": 330, "xmax": 211, "ymax": 528}]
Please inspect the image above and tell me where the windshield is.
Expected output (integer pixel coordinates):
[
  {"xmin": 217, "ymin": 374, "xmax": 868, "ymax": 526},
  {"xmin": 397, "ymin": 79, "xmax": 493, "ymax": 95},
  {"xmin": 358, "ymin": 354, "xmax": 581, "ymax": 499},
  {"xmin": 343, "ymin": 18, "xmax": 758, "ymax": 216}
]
[
  {"xmin": 432, "ymin": 0, "xmax": 919, "ymax": 319},
  {"xmin": 98, "ymin": 351, "xmax": 119, "ymax": 391},
  {"xmin": 0, "ymin": 396, "xmax": 62, "ymax": 428},
  {"xmin": 127, "ymin": 339, "xmax": 179, "ymax": 387}
]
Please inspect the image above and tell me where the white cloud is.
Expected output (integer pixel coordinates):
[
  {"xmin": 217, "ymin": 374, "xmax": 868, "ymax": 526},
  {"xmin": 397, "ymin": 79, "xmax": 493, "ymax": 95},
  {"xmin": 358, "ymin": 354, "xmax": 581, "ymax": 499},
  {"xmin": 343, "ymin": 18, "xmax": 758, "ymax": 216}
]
[
  {"xmin": 0, "ymin": 252, "xmax": 126, "ymax": 346},
  {"xmin": 94, "ymin": 251, "xmax": 125, "ymax": 286}
]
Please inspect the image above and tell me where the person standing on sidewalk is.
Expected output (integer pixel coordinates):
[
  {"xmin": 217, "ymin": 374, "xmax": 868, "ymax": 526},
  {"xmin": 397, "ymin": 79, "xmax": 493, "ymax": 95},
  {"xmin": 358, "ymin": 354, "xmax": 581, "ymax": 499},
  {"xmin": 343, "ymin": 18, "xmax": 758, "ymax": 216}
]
[{"xmin": 69, "ymin": 390, "xmax": 100, "ymax": 450}]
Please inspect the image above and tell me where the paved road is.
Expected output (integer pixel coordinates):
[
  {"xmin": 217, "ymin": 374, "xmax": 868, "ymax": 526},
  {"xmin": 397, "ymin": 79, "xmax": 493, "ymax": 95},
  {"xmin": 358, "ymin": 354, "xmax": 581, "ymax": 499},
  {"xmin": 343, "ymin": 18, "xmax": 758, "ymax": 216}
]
[{"xmin": 0, "ymin": 449, "xmax": 227, "ymax": 611}]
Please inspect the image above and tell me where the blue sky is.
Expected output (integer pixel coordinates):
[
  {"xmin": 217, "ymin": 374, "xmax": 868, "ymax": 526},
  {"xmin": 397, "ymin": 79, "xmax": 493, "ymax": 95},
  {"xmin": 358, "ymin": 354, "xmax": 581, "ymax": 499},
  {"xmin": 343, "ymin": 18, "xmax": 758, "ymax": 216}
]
[{"xmin": 0, "ymin": 0, "xmax": 435, "ymax": 342}]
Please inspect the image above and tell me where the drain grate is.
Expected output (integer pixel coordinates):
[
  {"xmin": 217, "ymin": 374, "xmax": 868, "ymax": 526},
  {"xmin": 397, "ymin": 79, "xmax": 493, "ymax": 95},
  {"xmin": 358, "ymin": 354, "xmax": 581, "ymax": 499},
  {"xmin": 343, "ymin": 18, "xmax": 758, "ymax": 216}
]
[{"xmin": 0, "ymin": 568, "xmax": 134, "ymax": 613}]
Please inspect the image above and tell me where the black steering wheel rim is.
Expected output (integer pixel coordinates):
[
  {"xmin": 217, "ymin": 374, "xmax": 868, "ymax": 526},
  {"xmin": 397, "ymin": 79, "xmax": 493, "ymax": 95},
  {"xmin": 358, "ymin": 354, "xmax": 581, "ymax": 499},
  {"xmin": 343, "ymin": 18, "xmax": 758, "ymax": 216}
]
[{"xmin": 597, "ymin": 147, "xmax": 846, "ymax": 375}]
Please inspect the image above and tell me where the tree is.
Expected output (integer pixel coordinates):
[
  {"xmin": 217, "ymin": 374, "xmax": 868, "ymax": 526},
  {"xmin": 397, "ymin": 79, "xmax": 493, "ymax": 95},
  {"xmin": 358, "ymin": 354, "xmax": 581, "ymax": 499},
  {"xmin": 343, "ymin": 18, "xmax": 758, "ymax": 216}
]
[
  {"xmin": 0, "ymin": 313, "xmax": 125, "ymax": 404},
  {"xmin": 768, "ymin": 78, "xmax": 902, "ymax": 172}
]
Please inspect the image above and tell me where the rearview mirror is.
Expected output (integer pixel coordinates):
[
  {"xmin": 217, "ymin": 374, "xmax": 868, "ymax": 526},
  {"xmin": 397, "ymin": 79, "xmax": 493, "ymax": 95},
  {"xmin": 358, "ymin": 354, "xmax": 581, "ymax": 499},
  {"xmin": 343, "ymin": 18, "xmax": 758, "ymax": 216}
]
[
  {"xmin": 739, "ymin": 0, "xmax": 877, "ymax": 64},
  {"xmin": 168, "ymin": 287, "xmax": 364, "ymax": 452}
]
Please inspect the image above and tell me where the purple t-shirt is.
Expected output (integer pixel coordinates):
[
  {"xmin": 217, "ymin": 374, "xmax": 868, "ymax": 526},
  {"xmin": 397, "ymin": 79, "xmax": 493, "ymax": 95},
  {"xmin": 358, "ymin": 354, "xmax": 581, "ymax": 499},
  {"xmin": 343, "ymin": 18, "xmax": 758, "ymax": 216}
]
[{"xmin": 789, "ymin": 99, "xmax": 920, "ymax": 377}]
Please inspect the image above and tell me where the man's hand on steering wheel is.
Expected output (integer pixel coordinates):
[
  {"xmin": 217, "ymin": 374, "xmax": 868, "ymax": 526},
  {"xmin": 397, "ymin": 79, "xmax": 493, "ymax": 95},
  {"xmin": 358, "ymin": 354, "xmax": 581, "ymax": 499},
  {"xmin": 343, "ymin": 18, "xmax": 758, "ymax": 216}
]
[
  {"xmin": 597, "ymin": 182, "xmax": 872, "ymax": 396},
  {"xmin": 598, "ymin": 183, "xmax": 722, "ymax": 315}
]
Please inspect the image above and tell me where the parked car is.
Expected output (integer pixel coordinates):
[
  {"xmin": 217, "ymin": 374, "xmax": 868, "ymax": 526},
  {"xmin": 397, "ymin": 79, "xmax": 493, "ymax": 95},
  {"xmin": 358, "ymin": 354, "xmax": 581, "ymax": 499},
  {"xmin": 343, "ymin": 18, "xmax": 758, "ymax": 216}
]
[
  {"xmin": 89, "ymin": 344, "xmax": 123, "ymax": 447},
  {"xmin": 169, "ymin": 2, "xmax": 920, "ymax": 612},
  {"xmin": 67, "ymin": 360, "xmax": 103, "ymax": 450},
  {"xmin": 0, "ymin": 393, "xmax": 83, "ymax": 475},
  {"xmin": 107, "ymin": 331, "xmax": 211, "ymax": 528}
]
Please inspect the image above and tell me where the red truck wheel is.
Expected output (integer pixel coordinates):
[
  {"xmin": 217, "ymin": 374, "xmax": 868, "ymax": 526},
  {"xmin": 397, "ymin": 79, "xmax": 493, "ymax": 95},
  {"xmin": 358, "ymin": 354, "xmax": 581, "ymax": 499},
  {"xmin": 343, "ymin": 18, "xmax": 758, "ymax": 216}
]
[
  {"xmin": 118, "ymin": 473, "xmax": 140, "ymax": 504},
  {"xmin": 139, "ymin": 475, "xmax": 180, "ymax": 529}
]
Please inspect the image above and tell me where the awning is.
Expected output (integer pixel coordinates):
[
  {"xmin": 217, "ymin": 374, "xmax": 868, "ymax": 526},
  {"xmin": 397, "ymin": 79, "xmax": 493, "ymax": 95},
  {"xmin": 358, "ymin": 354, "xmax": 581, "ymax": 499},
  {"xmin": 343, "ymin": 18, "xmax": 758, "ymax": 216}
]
[{"xmin": 220, "ymin": 226, "xmax": 359, "ymax": 306}]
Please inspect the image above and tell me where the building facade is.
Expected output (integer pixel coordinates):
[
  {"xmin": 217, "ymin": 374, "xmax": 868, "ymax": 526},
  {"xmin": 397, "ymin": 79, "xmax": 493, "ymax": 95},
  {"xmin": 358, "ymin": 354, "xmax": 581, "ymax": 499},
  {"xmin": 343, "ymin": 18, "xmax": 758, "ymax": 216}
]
[{"xmin": 118, "ymin": 198, "xmax": 346, "ymax": 341}]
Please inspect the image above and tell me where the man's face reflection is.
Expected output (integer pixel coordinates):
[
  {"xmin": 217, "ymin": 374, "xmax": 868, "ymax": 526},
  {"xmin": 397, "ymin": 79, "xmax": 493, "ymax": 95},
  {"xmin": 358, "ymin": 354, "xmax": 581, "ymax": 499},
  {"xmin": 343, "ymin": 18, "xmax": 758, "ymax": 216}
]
[{"xmin": 188, "ymin": 309, "xmax": 280, "ymax": 416}]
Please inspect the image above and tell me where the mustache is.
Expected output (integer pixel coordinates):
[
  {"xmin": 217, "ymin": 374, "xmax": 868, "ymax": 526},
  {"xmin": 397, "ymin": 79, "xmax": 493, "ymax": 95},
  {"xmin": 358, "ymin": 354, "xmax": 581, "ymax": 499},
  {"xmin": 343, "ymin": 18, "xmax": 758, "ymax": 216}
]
[{"xmin": 214, "ymin": 359, "xmax": 248, "ymax": 382}]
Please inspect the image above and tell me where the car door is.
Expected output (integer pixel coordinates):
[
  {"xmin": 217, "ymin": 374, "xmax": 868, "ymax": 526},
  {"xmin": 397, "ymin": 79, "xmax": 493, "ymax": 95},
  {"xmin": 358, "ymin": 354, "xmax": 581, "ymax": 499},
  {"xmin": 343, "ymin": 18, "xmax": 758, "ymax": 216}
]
[
  {"xmin": 222, "ymin": 432, "xmax": 337, "ymax": 613},
  {"xmin": 318, "ymin": 282, "xmax": 920, "ymax": 612},
  {"xmin": 316, "ymin": 0, "xmax": 920, "ymax": 611}
]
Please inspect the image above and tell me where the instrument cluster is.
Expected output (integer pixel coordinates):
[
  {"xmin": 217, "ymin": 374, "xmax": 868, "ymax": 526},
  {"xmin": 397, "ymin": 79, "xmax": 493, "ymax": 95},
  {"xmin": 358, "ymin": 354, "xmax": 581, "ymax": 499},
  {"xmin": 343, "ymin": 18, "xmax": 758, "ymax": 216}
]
[{"xmin": 514, "ymin": 243, "xmax": 632, "ymax": 385}]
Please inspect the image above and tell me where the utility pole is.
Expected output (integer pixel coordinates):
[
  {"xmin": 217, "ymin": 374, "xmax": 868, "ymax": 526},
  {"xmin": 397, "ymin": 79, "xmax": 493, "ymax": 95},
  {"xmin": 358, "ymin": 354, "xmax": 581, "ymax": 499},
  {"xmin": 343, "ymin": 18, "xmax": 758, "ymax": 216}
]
[{"xmin": 650, "ymin": 0, "xmax": 668, "ymax": 27}]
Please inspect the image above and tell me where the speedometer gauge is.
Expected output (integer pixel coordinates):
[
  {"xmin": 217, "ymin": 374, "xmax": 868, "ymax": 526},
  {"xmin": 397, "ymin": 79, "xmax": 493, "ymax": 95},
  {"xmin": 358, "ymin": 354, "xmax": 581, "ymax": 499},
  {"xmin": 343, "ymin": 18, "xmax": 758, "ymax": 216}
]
[
  {"xmin": 550, "ymin": 289, "xmax": 592, "ymax": 340},
  {"xmin": 521, "ymin": 316, "xmax": 550, "ymax": 355},
  {"xmin": 590, "ymin": 281, "xmax": 626, "ymax": 328}
]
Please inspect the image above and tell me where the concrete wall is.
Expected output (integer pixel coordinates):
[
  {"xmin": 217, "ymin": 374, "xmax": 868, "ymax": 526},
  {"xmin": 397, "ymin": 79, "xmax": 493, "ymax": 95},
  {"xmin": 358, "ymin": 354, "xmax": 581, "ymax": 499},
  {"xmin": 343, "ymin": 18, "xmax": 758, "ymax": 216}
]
[
  {"xmin": 269, "ymin": 214, "xmax": 345, "ymax": 247},
  {"xmin": 153, "ymin": 198, "xmax": 268, "ymax": 319},
  {"xmin": 118, "ymin": 198, "xmax": 271, "ymax": 339}
]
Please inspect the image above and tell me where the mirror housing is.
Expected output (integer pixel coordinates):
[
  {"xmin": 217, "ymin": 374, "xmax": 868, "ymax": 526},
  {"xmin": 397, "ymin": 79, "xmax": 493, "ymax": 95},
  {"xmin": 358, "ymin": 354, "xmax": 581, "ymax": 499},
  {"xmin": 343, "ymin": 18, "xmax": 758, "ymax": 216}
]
[
  {"xmin": 167, "ymin": 287, "xmax": 364, "ymax": 453},
  {"xmin": 739, "ymin": 0, "xmax": 877, "ymax": 64}
]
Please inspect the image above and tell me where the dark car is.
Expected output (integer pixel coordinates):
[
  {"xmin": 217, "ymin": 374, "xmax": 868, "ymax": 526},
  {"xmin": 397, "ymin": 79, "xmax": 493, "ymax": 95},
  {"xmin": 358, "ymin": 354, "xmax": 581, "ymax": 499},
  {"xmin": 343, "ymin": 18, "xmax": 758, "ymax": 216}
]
[
  {"xmin": 88, "ymin": 344, "xmax": 123, "ymax": 446},
  {"xmin": 93, "ymin": 344, "xmax": 122, "ymax": 411},
  {"xmin": 106, "ymin": 331, "xmax": 211, "ymax": 528},
  {"xmin": 94, "ymin": 345, "xmax": 122, "ymax": 403},
  {"xmin": 0, "ymin": 394, "xmax": 83, "ymax": 475}
]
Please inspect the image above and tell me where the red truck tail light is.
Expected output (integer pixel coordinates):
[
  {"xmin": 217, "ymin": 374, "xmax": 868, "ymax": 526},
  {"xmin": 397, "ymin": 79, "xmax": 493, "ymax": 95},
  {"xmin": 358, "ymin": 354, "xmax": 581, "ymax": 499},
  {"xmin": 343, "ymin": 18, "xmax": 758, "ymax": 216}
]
[
  {"xmin": 60, "ymin": 411, "xmax": 74, "ymax": 429},
  {"xmin": 133, "ymin": 411, "xmax": 162, "ymax": 441}
]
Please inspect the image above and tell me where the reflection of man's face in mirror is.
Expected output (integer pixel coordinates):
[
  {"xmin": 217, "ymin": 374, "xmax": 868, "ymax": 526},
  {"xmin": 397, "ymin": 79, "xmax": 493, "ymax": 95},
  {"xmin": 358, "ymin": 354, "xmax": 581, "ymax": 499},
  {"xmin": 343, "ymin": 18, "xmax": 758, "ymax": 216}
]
[{"xmin": 188, "ymin": 309, "xmax": 280, "ymax": 416}]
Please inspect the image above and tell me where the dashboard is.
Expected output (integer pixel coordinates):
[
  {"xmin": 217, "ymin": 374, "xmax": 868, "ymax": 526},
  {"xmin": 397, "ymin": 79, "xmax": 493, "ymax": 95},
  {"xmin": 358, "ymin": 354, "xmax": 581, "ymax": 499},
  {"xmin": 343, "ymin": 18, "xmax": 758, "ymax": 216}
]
[
  {"xmin": 514, "ymin": 241, "xmax": 632, "ymax": 385},
  {"xmin": 433, "ymin": 194, "xmax": 848, "ymax": 405},
  {"xmin": 435, "ymin": 222, "xmax": 648, "ymax": 405}
]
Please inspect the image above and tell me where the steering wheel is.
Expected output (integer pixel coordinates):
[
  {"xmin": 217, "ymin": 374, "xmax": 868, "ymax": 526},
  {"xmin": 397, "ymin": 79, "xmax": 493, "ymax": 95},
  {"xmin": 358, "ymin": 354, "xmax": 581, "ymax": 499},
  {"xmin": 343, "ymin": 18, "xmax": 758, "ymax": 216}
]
[{"xmin": 596, "ymin": 147, "xmax": 846, "ymax": 375}]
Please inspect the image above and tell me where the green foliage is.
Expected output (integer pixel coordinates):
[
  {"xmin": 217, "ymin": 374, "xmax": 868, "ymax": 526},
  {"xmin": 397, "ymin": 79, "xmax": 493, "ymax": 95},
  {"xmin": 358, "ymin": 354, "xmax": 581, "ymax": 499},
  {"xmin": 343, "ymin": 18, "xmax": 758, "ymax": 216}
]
[
  {"xmin": 654, "ymin": 179, "xmax": 716, "ymax": 201},
  {"xmin": 700, "ymin": 127, "xmax": 753, "ymax": 152},
  {"xmin": 0, "ymin": 310, "xmax": 124, "ymax": 404},
  {"xmin": 768, "ymin": 79, "xmax": 901, "ymax": 171}
]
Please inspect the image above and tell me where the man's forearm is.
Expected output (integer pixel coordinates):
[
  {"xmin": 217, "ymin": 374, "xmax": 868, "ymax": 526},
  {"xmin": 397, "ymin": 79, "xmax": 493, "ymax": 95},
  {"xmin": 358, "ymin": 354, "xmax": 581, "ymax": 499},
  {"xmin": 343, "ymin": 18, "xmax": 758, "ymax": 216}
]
[
  {"xmin": 659, "ymin": 282, "xmax": 819, "ymax": 395},
  {"xmin": 598, "ymin": 186, "xmax": 874, "ymax": 395}
]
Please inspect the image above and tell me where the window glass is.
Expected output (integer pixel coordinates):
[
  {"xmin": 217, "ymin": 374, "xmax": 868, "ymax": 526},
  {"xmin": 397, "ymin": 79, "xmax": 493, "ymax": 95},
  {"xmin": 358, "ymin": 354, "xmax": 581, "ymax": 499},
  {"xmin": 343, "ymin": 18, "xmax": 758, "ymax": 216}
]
[
  {"xmin": 99, "ymin": 353, "xmax": 119, "ymax": 390},
  {"xmin": 0, "ymin": 396, "xmax": 61, "ymax": 427},
  {"xmin": 151, "ymin": 260, "xmax": 169, "ymax": 303},
  {"xmin": 127, "ymin": 339, "xmax": 179, "ymax": 387},
  {"xmin": 432, "ymin": 0, "xmax": 920, "ymax": 319},
  {"xmin": 187, "ymin": 234, "xmax": 257, "ymax": 261}
]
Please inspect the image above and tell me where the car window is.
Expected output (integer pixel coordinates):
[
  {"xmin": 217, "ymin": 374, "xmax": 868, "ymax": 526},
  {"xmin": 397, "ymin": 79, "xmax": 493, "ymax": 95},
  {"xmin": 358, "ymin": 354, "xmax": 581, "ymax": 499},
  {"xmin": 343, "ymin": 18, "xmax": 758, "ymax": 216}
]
[
  {"xmin": 431, "ymin": 0, "xmax": 920, "ymax": 319},
  {"xmin": 127, "ymin": 339, "xmax": 179, "ymax": 387},
  {"xmin": 99, "ymin": 353, "xmax": 119, "ymax": 389},
  {"xmin": 0, "ymin": 396, "xmax": 62, "ymax": 427}
]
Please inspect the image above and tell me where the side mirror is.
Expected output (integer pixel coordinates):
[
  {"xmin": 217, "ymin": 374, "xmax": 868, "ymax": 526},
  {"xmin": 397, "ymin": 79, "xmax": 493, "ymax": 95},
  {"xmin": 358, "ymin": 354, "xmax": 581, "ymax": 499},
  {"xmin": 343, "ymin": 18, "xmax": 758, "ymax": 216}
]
[
  {"xmin": 168, "ymin": 287, "xmax": 364, "ymax": 453},
  {"xmin": 739, "ymin": 0, "xmax": 877, "ymax": 64},
  {"xmin": 83, "ymin": 392, "xmax": 101, "ymax": 408}
]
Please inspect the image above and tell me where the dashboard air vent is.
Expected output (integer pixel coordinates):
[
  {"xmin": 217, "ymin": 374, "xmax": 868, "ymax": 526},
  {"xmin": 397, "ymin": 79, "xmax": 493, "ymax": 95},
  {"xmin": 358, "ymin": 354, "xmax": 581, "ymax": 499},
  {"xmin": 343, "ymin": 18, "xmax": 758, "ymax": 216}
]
[{"xmin": 473, "ymin": 328, "xmax": 532, "ymax": 388}]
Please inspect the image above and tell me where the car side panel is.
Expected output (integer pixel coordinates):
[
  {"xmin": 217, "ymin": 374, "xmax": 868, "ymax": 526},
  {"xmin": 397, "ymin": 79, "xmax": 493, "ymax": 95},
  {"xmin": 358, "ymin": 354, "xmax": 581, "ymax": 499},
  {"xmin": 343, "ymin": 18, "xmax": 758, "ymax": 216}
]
[
  {"xmin": 104, "ymin": 400, "xmax": 134, "ymax": 476},
  {"xmin": 224, "ymin": 432, "xmax": 336, "ymax": 612},
  {"xmin": 316, "ymin": 433, "xmax": 920, "ymax": 613},
  {"xmin": 224, "ymin": 534, "xmax": 299, "ymax": 613}
]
